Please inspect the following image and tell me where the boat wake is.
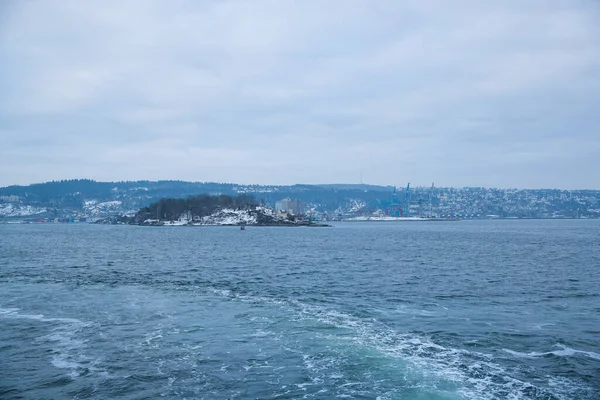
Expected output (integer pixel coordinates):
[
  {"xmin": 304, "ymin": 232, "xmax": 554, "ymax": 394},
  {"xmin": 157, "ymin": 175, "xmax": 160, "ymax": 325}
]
[
  {"xmin": 1, "ymin": 306, "xmax": 105, "ymax": 379},
  {"xmin": 201, "ymin": 288, "xmax": 599, "ymax": 400}
]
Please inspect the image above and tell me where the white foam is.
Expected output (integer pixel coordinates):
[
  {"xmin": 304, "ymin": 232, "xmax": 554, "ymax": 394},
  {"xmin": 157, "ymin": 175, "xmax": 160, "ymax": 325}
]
[
  {"xmin": 198, "ymin": 289, "xmax": 596, "ymax": 400},
  {"xmin": 249, "ymin": 329, "xmax": 272, "ymax": 338},
  {"xmin": 532, "ymin": 323, "xmax": 555, "ymax": 330},
  {"xmin": 504, "ymin": 344, "xmax": 600, "ymax": 361},
  {"xmin": 338, "ymin": 382, "xmax": 361, "ymax": 388},
  {"xmin": 1, "ymin": 307, "xmax": 104, "ymax": 379},
  {"xmin": 145, "ymin": 334, "xmax": 163, "ymax": 344},
  {"xmin": 0, "ymin": 306, "xmax": 89, "ymax": 325},
  {"xmin": 41, "ymin": 322, "xmax": 98, "ymax": 379},
  {"xmin": 205, "ymin": 288, "xmax": 232, "ymax": 297},
  {"xmin": 51, "ymin": 354, "xmax": 84, "ymax": 379},
  {"xmin": 295, "ymin": 382, "xmax": 314, "ymax": 389}
]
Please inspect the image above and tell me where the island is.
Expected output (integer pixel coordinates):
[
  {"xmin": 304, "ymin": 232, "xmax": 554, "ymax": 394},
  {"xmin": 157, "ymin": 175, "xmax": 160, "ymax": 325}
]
[{"xmin": 96, "ymin": 194, "xmax": 330, "ymax": 227}]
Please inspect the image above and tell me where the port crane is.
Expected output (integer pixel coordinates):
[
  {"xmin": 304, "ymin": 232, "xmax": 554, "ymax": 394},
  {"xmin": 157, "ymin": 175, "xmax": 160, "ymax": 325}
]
[
  {"xmin": 428, "ymin": 183, "xmax": 435, "ymax": 217},
  {"xmin": 403, "ymin": 183, "xmax": 411, "ymax": 217},
  {"xmin": 376, "ymin": 183, "xmax": 411, "ymax": 217}
]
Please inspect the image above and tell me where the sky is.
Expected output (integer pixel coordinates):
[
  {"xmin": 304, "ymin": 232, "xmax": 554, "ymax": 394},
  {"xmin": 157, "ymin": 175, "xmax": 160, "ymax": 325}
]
[{"xmin": 1, "ymin": 1, "xmax": 599, "ymax": 189}]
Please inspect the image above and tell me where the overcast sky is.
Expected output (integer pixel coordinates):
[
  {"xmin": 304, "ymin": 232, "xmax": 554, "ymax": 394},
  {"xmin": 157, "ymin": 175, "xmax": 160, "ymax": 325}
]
[{"xmin": 1, "ymin": 1, "xmax": 599, "ymax": 189}]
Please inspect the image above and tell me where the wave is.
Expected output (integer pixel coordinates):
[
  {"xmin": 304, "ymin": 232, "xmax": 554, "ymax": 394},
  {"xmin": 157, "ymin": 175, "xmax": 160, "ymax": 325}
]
[
  {"xmin": 0, "ymin": 306, "xmax": 89, "ymax": 325},
  {"xmin": 1, "ymin": 306, "xmax": 104, "ymax": 379},
  {"xmin": 196, "ymin": 287, "xmax": 598, "ymax": 400},
  {"xmin": 503, "ymin": 345, "xmax": 600, "ymax": 361}
]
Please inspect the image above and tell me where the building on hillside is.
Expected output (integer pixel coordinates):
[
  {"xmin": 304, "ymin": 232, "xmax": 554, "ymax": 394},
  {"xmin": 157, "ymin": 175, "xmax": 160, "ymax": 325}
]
[
  {"xmin": 0, "ymin": 195, "xmax": 20, "ymax": 202},
  {"xmin": 275, "ymin": 198, "xmax": 305, "ymax": 215}
]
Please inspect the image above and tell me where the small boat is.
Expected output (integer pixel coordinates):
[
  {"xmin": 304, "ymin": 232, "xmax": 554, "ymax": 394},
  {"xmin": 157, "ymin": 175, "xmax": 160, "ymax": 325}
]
[{"xmin": 240, "ymin": 225, "xmax": 245, "ymax": 230}]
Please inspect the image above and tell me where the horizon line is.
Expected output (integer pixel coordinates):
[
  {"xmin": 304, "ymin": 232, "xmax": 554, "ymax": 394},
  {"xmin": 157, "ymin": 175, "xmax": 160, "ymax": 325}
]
[{"xmin": 1, "ymin": 178, "xmax": 599, "ymax": 192}]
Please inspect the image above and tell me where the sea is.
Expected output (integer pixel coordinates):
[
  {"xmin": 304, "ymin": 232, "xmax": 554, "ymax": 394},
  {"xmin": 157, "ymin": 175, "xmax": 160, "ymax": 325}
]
[{"xmin": 1, "ymin": 220, "xmax": 599, "ymax": 399}]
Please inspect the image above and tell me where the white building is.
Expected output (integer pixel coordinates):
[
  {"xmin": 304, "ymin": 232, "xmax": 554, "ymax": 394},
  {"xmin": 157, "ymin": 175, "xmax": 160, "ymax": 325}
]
[{"xmin": 275, "ymin": 198, "xmax": 305, "ymax": 215}]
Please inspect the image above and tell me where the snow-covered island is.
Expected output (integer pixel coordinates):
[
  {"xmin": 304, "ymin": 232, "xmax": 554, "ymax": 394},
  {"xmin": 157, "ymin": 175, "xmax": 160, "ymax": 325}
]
[
  {"xmin": 97, "ymin": 194, "xmax": 329, "ymax": 227},
  {"xmin": 136, "ymin": 206, "xmax": 328, "ymax": 227}
]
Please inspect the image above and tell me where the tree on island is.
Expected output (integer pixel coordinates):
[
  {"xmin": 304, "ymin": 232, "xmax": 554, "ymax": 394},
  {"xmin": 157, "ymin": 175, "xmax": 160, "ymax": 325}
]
[{"xmin": 134, "ymin": 194, "xmax": 257, "ymax": 223}]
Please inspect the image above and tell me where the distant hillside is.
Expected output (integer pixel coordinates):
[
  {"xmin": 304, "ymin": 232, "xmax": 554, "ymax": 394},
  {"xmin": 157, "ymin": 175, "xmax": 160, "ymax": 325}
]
[
  {"xmin": 1, "ymin": 179, "xmax": 599, "ymax": 220},
  {"xmin": 0, "ymin": 179, "xmax": 392, "ymax": 218}
]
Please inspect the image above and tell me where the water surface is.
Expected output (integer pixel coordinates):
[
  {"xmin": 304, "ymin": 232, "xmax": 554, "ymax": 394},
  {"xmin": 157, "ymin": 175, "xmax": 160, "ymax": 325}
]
[{"xmin": 1, "ymin": 220, "xmax": 599, "ymax": 399}]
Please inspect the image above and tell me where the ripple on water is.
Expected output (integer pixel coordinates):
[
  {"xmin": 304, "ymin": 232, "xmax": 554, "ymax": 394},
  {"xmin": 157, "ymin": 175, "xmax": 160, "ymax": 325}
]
[{"xmin": 1, "ymin": 221, "xmax": 599, "ymax": 399}]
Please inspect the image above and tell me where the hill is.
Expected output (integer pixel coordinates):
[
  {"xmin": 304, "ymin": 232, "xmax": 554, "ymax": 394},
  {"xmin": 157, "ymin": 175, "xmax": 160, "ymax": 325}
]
[{"xmin": 1, "ymin": 179, "xmax": 599, "ymax": 220}]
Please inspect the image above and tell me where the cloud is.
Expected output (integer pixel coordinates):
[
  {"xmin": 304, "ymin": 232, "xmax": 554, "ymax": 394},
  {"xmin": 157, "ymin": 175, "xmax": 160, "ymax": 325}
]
[{"xmin": 0, "ymin": 0, "xmax": 599, "ymax": 188}]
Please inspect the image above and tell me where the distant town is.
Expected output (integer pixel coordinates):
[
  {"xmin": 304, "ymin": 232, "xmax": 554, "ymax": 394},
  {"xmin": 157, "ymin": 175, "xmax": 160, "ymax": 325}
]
[{"xmin": 0, "ymin": 179, "xmax": 599, "ymax": 223}]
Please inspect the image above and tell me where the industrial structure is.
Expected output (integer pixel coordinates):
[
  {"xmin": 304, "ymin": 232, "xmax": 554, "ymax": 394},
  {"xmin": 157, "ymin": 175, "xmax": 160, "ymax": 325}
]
[
  {"xmin": 275, "ymin": 198, "xmax": 305, "ymax": 215},
  {"xmin": 378, "ymin": 183, "xmax": 411, "ymax": 217}
]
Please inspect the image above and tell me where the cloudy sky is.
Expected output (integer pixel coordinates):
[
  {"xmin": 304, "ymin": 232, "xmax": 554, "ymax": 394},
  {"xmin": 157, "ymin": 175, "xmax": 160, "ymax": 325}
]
[{"xmin": 1, "ymin": 1, "xmax": 599, "ymax": 189}]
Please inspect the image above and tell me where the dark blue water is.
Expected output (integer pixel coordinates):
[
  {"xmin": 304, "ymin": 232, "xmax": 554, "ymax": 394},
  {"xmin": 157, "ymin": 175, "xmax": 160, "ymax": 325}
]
[{"xmin": 1, "ymin": 220, "xmax": 599, "ymax": 399}]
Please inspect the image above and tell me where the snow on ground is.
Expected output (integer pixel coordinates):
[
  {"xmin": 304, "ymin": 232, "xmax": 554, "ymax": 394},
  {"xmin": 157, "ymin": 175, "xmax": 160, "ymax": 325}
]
[
  {"xmin": 163, "ymin": 214, "xmax": 193, "ymax": 226},
  {"xmin": 347, "ymin": 199, "xmax": 366, "ymax": 212},
  {"xmin": 0, "ymin": 203, "xmax": 47, "ymax": 217},
  {"xmin": 255, "ymin": 205, "xmax": 277, "ymax": 217},
  {"xmin": 147, "ymin": 206, "xmax": 289, "ymax": 226},
  {"xmin": 83, "ymin": 200, "xmax": 124, "ymax": 216},
  {"xmin": 198, "ymin": 208, "xmax": 259, "ymax": 226},
  {"xmin": 195, "ymin": 206, "xmax": 288, "ymax": 226},
  {"xmin": 347, "ymin": 215, "xmax": 433, "ymax": 221},
  {"xmin": 138, "ymin": 205, "xmax": 300, "ymax": 226}
]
